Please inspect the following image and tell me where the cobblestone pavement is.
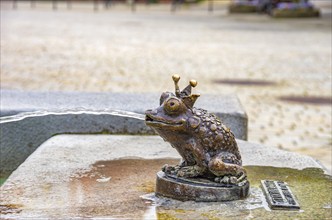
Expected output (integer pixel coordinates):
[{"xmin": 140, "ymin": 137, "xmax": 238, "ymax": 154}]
[{"xmin": 1, "ymin": 2, "xmax": 331, "ymax": 172}]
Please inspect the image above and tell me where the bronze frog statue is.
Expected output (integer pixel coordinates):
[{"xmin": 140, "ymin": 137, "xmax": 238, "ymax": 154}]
[{"xmin": 145, "ymin": 75, "xmax": 247, "ymax": 185}]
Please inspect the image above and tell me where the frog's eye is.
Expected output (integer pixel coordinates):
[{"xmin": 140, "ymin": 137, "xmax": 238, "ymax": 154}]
[{"xmin": 164, "ymin": 98, "xmax": 181, "ymax": 114}]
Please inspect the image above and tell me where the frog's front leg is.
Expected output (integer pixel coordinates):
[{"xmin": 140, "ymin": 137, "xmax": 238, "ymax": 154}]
[
  {"xmin": 208, "ymin": 153, "xmax": 247, "ymax": 184},
  {"xmin": 162, "ymin": 141, "xmax": 196, "ymax": 175},
  {"xmin": 176, "ymin": 141, "xmax": 207, "ymax": 178},
  {"xmin": 164, "ymin": 141, "xmax": 207, "ymax": 178}
]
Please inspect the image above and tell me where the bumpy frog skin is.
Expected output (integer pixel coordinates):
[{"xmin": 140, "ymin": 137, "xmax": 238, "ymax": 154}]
[{"xmin": 145, "ymin": 75, "xmax": 247, "ymax": 185}]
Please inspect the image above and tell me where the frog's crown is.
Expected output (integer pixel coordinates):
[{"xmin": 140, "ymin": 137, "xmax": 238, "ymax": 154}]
[{"xmin": 172, "ymin": 74, "xmax": 200, "ymax": 109}]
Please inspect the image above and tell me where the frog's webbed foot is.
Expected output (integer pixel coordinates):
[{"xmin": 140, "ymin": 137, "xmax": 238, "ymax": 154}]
[
  {"xmin": 177, "ymin": 165, "xmax": 206, "ymax": 178},
  {"xmin": 162, "ymin": 164, "xmax": 180, "ymax": 175},
  {"xmin": 235, "ymin": 167, "xmax": 247, "ymax": 183},
  {"xmin": 214, "ymin": 175, "xmax": 240, "ymax": 184},
  {"xmin": 209, "ymin": 157, "xmax": 247, "ymax": 185},
  {"xmin": 214, "ymin": 168, "xmax": 247, "ymax": 184}
]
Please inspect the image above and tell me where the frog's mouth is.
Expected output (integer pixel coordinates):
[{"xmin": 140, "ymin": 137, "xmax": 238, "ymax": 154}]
[{"xmin": 145, "ymin": 114, "xmax": 184, "ymax": 127}]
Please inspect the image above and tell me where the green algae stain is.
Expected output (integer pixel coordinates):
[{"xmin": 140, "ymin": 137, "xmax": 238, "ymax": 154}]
[
  {"xmin": 245, "ymin": 166, "xmax": 332, "ymax": 220},
  {"xmin": 155, "ymin": 166, "xmax": 331, "ymax": 220},
  {"xmin": 157, "ymin": 212, "xmax": 180, "ymax": 220},
  {"xmin": 174, "ymin": 209, "xmax": 186, "ymax": 213},
  {"xmin": 0, "ymin": 177, "xmax": 8, "ymax": 186},
  {"xmin": 201, "ymin": 211, "xmax": 221, "ymax": 220},
  {"xmin": 137, "ymin": 180, "xmax": 155, "ymax": 193}
]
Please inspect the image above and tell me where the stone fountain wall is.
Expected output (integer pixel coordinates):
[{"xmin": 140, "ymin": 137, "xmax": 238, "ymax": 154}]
[{"xmin": 0, "ymin": 90, "xmax": 247, "ymax": 175}]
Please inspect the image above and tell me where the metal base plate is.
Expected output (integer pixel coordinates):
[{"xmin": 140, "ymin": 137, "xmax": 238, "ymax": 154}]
[{"xmin": 155, "ymin": 171, "xmax": 250, "ymax": 202}]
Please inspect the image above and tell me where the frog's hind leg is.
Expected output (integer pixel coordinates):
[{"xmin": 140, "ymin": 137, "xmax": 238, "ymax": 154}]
[{"xmin": 208, "ymin": 153, "xmax": 247, "ymax": 184}]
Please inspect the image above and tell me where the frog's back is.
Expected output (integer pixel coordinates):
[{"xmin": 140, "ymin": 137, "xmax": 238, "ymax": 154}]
[{"xmin": 191, "ymin": 107, "xmax": 241, "ymax": 161}]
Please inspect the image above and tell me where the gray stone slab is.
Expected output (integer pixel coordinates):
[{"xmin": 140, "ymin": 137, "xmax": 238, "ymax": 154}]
[
  {"xmin": 1, "ymin": 90, "xmax": 159, "ymax": 116},
  {"xmin": 1, "ymin": 90, "xmax": 248, "ymax": 140},
  {"xmin": 0, "ymin": 110, "xmax": 150, "ymax": 175},
  {"xmin": 0, "ymin": 135, "xmax": 328, "ymax": 219}
]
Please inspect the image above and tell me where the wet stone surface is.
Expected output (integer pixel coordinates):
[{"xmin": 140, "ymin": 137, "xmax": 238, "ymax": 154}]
[
  {"xmin": 213, "ymin": 79, "xmax": 277, "ymax": 86},
  {"xmin": 1, "ymin": 159, "xmax": 331, "ymax": 219},
  {"xmin": 278, "ymin": 96, "xmax": 332, "ymax": 106}
]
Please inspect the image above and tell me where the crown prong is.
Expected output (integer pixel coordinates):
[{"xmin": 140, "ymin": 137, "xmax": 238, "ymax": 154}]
[
  {"xmin": 172, "ymin": 74, "xmax": 180, "ymax": 83},
  {"xmin": 190, "ymin": 79, "xmax": 197, "ymax": 88},
  {"xmin": 171, "ymin": 75, "xmax": 200, "ymax": 108},
  {"xmin": 172, "ymin": 74, "xmax": 181, "ymax": 97}
]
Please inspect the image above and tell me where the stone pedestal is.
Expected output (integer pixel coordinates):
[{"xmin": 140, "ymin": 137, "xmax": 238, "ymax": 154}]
[
  {"xmin": 155, "ymin": 171, "xmax": 250, "ymax": 202},
  {"xmin": 1, "ymin": 135, "xmax": 330, "ymax": 219}
]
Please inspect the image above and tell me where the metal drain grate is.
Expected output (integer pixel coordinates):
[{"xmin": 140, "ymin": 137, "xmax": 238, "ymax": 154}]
[{"xmin": 261, "ymin": 180, "xmax": 300, "ymax": 210}]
